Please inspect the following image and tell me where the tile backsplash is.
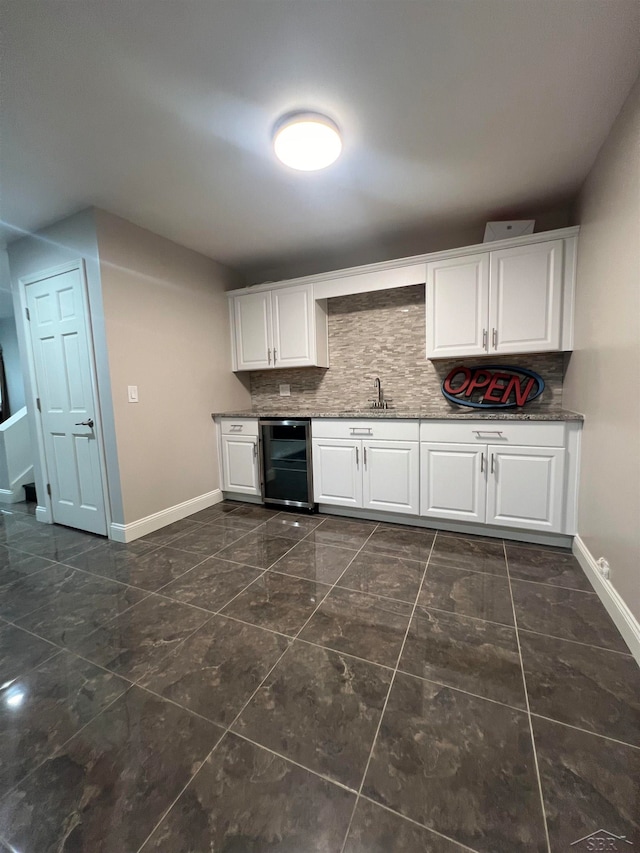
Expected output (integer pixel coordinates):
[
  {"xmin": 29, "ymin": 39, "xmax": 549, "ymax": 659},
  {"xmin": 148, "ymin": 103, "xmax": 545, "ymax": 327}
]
[{"xmin": 249, "ymin": 285, "xmax": 566, "ymax": 411}]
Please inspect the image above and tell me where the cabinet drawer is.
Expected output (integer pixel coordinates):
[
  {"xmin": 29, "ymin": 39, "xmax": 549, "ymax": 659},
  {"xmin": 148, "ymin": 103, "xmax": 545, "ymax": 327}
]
[
  {"xmin": 419, "ymin": 420, "xmax": 566, "ymax": 448},
  {"xmin": 312, "ymin": 418, "xmax": 419, "ymax": 442},
  {"xmin": 220, "ymin": 418, "xmax": 259, "ymax": 437}
]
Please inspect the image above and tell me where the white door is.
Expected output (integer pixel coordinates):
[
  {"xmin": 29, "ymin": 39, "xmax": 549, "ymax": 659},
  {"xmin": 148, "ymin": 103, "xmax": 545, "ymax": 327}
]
[
  {"xmin": 363, "ymin": 440, "xmax": 419, "ymax": 515},
  {"xmin": 489, "ymin": 240, "xmax": 563, "ymax": 354},
  {"xmin": 312, "ymin": 438, "xmax": 362, "ymax": 508},
  {"xmin": 271, "ymin": 285, "xmax": 314, "ymax": 368},
  {"xmin": 234, "ymin": 292, "xmax": 273, "ymax": 370},
  {"xmin": 221, "ymin": 436, "xmax": 260, "ymax": 495},
  {"xmin": 486, "ymin": 445, "xmax": 565, "ymax": 532},
  {"xmin": 25, "ymin": 266, "xmax": 107, "ymax": 535},
  {"xmin": 420, "ymin": 442, "xmax": 487, "ymax": 523},
  {"xmin": 426, "ymin": 253, "xmax": 490, "ymax": 358}
]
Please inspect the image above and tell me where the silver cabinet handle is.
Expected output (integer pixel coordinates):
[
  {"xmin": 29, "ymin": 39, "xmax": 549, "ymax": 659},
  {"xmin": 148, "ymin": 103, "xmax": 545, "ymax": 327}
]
[
  {"xmin": 480, "ymin": 452, "xmax": 484, "ymax": 473},
  {"xmin": 253, "ymin": 442, "xmax": 257, "ymax": 460},
  {"xmin": 363, "ymin": 446, "xmax": 367, "ymax": 468},
  {"xmin": 492, "ymin": 328, "xmax": 497, "ymax": 348},
  {"xmin": 490, "ymin": 453, "xmax": 495, "ymax": 474},
  {"xmin": 273, "ymin": 348, "xmax": 277, "ymax": 364},
  {"xmin": 355, "ymin": 446, "xmax": 359, "ymax": 467},
  {"xmin": 473, "ymin": 430, "xmax": 503, "ymax": 437},
  {"xmin": 482, "ymin": 328, "xmax": 488, "ymax": 351},
  {"xmin": 267, "ymin": 348, "xmax": 271, "ymax": 365}
]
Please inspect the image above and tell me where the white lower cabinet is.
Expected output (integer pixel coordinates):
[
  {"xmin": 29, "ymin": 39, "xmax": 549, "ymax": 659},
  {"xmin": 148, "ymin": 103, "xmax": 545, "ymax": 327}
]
[
  {"xmin": 420, "ymin": 436, "xmax": 567, "ymax": 533},
  {"xmin": 312, "ymin": 421, "xmax": 420, "ymax": 515},
  {"xmin": 221, "ymin": 435, "xmax": 260, "ymax": 496}
]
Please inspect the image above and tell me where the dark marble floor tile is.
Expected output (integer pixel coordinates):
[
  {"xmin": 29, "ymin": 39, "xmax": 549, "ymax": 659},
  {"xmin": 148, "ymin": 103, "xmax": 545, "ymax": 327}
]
[
  {"xmin": 511, "ymin": 579, "xmax": 628, "ymax": 652},
  {"xmin": 8, "ymin": 526, "xmax": 103, "ymax": 562},
  {"xmin": 158, "ymin": 557, "xmax": 262, "ymax": 611},
  {"xmin": 0, "ymin": 513, "xmax": 40, "ymax": 546},
  {"xmin": 221, "ymin": 572, "xmax": 330, "ymax": 636},
  {"xmin": 138, "ymin": 518, "xmax": 203, "ymax": 546},
  {"xmin": 419, "ymin": 563, "xmax": 515, "ymax": 625},
  {"xmin": 140, "ymin": 615, "xmax": 288, "ymax": 726},
  {"xmin": 299, "ymin": 587, "xmax": 412, "ymax": 667},
  {"xmin": 71, "ymin": 594, "xmax": 211, "ymax": 682},
  {"xmin": 233, "ymin": 641, "xmax": 392, "ymax": 788},
  {"xmin": 337, "ymin": 550, "xmax": 425, "ymax": 603},
  {"xmin": 0, "ymin": 685, "xmax": 223, "ymax": 853},
  {"xmin": 532, "ymin": 716, "xmax": 640, "ymax": 851},
  {"xmin": 166, "ymin": 522, "xmax": 252, "ymax": 556},
  {"xmin": 271, "ymin": 539, "xmax": 357, "ymax": 584},
  {"xmin": 227, "ymin": 504, "xmax": 281, "ymax": 522},
  {"xmin": 140, "ymin": 732, "xmax": 355, "ymax": 852},
  {"xmin": 520, "ymin": 632, "xmax": 640, "ymax": 746},
  {"xmin": 0, "ymin": 564, "xmax": 85, "ymax": 621},
  {"xmin": 307, "ymin": 516, "xmax": 378, "ymax": 549},
  {"xmin": 399, "ymin": 607, "xmax": 525, "ymax": 708},
  {"xmin": 94, "ymin": 537, "xmax": 162, "ymax": 557},
  {"xmin": 437, "ymin": 529, "xmax": 505, "ymax": 545},
  {"xmin": 260, "ymin": 512, "xmax": 325, "ymax": 541},
  {"xmin": 193, "ymin": 513, "xmax": 263, "ymax": 533},
  {"xmin": 344, "ymin": 797, "xmax": 469, "ymax": 853},
  {"xmin": 188, "ymin": 501, "xmax": 244, "ymax": 523},
  {"xmin": 429, "ymin": 535, "xmax": 507, "ymax": 576},
  {"xmin": 16, "ymin": 575, "xmax": 148, "ymax": 646},
  {"xmin": 65, "ymin": 543, "xmax": 206, "ymax": 591},
  {"xmin": 505, "ymin": 543, "xmax": 592, "ymax": 590},
  {"xmin": 0, "ymin": 650, "xmax": 129, "ymax": 793},
  {"xmin": 0, "ymin": 623, "xmax": 59, "ymax": 684},
  {"xmin": 0, "ymin": 546, "xmax": 56, "ymax": 588},
  {"xmin": 363, "ymin": 525, "xmax": 435, "ymax": 563},
  {"xmin": 363, "ymin": 674, "xmax": 547, "ymax": 853},
  {"xmin": 216, "ymin": 530, "xmax": 297, "ymax": 569}
]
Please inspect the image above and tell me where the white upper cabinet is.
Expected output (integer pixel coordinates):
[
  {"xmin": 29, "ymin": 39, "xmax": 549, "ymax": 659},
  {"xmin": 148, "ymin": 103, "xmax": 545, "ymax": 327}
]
[
  {"xmin": 426, "ymin": 238, "xmax": 570, "ymax": 359},
  {"xmin": 231, "ymin": 284, "xmax": 328, "ymax": 371},
  {"xmin": 233, "ymin": 290, "xmax": 272, "ymax": 370},
  {"xmin": 426, "ymin": 254, "xmax": 489, "ymax": 358},
  {"xmin": 490, "ymin": 241, "xmax": 562, "ymax": 354}
]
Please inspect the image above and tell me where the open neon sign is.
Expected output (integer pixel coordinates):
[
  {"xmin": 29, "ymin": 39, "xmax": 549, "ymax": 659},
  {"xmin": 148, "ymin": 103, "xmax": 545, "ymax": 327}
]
[{"xmin": 442, "ymin": 365, "xmax": 545, "ymax": 409}]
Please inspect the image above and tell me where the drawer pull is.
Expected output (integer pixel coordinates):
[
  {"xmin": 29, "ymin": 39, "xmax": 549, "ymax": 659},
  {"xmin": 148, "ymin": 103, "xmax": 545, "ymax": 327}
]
[
  {"xmin": 350, "ymin": 427, "xmax": 373, "ymax": 435},
  {"xmin": 230, "ymin": 424, "xmax": 244, "ymax": 432},
  {"xmin": 473, "ymin": 430, "xmax": 504, "ymax": 437}
]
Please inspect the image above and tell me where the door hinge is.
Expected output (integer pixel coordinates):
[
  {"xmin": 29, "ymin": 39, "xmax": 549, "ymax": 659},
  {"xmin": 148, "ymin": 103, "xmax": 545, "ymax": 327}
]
[
  {"xmin": 36, "ymin": 397, "xmax": 41, "ymax": 412},
  {"xmin": 25, "ymin": 307, "xmax": 30, "ymax": 321},
  {"xmin": 46, "ymin": 483, "xmax": 51, "ymax": 497}
]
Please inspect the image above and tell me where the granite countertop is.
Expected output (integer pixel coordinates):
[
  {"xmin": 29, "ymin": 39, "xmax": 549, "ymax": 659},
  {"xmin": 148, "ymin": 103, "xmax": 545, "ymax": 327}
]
[{"xmin": 212, "ymin": 406, "xmax": 584, "ymax": 422}]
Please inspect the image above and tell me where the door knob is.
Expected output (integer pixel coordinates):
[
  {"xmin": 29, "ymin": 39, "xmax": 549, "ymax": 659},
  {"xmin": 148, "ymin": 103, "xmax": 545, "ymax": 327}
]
[{"xmin": 75, "ymin": 419, "xmax": 94, "ymax": 428}]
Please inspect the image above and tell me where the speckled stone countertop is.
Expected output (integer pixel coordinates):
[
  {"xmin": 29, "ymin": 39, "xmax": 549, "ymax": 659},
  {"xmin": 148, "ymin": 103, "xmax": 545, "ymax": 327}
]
[{"xmin": 212, "ymin": 406, "xmax": 584, "ymax": 422}]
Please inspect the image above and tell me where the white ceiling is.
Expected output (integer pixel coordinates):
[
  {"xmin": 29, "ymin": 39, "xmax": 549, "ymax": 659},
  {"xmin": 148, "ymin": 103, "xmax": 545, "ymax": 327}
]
[{"xmin": 2, "ymin": 0, "xmax": 639, "ymax": 280}]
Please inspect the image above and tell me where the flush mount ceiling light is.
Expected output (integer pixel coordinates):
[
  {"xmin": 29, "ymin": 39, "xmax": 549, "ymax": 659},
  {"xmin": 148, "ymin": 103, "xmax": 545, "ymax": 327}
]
[{"xmin": 272, "ymin": 112, "xmax": 342, "ymax": 171}]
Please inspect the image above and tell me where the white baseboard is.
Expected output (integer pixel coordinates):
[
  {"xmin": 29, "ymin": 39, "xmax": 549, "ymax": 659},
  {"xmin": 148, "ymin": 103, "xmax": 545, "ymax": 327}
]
[
  {"xmin": 35, "ymin": 505, "xmax": 52, "ymax": 523},
  {"xmin": 0, "ymin": 488, "xmax": 22, "ymax": 504},
  {"xmin": 572, "ymin": 535, "xmax": 640, "ymax": 665},
  {"xmin": 109, "ymin": 489, "xmax": 223, "ymax": 543}
]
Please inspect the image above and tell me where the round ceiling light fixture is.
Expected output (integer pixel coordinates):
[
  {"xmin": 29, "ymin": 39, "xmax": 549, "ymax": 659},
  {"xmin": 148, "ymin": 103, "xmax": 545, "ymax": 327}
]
[{"xmin": 272, "ymin": 112, "xmax": 342, "ymax": 171}]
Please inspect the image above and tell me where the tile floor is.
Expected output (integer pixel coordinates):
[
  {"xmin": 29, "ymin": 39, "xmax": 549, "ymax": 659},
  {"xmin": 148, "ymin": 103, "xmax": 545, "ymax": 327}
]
[{"xmin": 0, "ymin": 500, "xmax": 638, "ymax": 852}]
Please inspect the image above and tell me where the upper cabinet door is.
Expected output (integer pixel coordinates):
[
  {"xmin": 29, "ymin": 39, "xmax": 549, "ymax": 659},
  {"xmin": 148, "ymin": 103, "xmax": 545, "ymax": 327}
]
[
  {"xmin": 271, "ymin": 284, "xmax": 315, "ymax": 367},
  {"xmin": 426, "ymin": 253, "xmax": 490, "ymax": 358},
  {"xmin": 234, "ymin": 291, "xmax": 272, "ymax": 370},
  {"xmin": 489, "ymin": 240, "xmax": 563, "ymax": 354}
]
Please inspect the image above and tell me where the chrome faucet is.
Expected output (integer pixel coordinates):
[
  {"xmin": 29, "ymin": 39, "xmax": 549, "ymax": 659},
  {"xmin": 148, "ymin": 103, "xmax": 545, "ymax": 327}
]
[{"xmin": 370, "ymin": 377, "xmax": 389, "ymax": 409}]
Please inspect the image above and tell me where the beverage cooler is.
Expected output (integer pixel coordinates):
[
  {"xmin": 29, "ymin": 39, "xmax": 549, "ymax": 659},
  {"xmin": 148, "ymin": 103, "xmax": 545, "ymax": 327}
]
[{"xmin": 258, "ymin": 419, "xmax": 314, "ymax": 510}]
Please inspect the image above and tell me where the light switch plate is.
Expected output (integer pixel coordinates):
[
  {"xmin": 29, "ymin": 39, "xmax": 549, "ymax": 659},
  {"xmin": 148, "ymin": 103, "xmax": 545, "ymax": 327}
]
[
  {"xmin": 128, "ymin": 385, "xmax": 139, "ymax": 403},
  {"xmin": 279, "ymin": 384, "xmax": 291, "ymax": 397}
]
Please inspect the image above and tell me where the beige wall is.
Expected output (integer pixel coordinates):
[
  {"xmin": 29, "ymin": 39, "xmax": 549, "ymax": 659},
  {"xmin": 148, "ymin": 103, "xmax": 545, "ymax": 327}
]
[
  {"xmin": 563, "ymin": 74, "xmax": 640, "ymax": 621},
  {"xmin": 95, "ymin": 210, "xmax": 250, "ymax": 524}
]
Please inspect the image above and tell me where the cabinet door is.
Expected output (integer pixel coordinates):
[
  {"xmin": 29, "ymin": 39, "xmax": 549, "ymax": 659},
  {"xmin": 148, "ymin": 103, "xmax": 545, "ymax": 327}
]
[
  {"xmin": 312, "ymin": 438, "xmax": 362, "ymax": 508},
  {"xmin": 489, "ymin": 240, "xmax": 563, "ymax": 354},
  {"xmin": 486, "ymin": 445, "xmax": 565, "ymax": 532},
  {"xmin": 363, "ymin": 440, "xmax": 419, "ymax": 515},
  {"xmin": 420, "ymin": 442, "xmax": 487, "ymax": 522},
  {"xmin": 271, "ymin": 284, "xmax": 314, "ymax": 367},
  {"xmin": 233, "ymin": 292, "xmax": 273, "ymax": 370},
  {"xmin": 222, "ymin": 436, "xmax": 260, "ymax": 495},
  {"xmin": 426, "ymin": 253, "xmax": 490, "ymax": 358}
]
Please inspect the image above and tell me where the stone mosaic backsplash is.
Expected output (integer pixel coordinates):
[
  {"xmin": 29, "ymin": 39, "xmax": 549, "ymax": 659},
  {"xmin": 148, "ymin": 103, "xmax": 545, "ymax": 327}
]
[{"xmin": 249, "ymin": 285, "xmax": 567, "ymax": 412}]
